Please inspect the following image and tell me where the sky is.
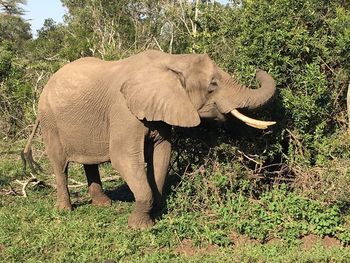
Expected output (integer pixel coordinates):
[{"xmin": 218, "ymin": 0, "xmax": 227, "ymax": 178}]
[
  {"xmin": 23, "ymin": 0, "xmax": 229, "ymax": 37},
  {"xmin": 23, "ymin": 0, "xmax": 66, "ymax": 37}
]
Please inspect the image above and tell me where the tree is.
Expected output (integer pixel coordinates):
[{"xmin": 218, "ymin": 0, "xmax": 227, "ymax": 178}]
[
  {"xmin": 60, "ymin": 0, "xmax": 228, "ymax": 59},
  {"xmin": 61, "ymin": 0, "xmax": 136, "ymax": 60},
  {"xmin": 29, "ymin": 18, "xmax": 65, "ymax": 64},
  {"xmin": 0, "ymin": 0, "xmax": 26, "ymax": 15},
  {"xmin": 0, "ymin": 0, "xmax": 31, "ymax": 137},
  {"xmin": 0, "ymin": 0, "xmax": 31, "ymax": 46}
]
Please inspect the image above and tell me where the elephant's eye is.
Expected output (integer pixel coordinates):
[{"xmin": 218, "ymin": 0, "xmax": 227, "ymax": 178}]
[
  {"xmin": 211, "ymin": 80, "xmax": 218, "ymax": 86},
  {"xmin": 209, "ymin": 79, "xmax": 218, "ymax": 93}
]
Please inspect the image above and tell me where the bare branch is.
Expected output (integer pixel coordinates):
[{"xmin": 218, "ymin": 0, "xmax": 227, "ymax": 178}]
[{"xmin": 153, "ymin": 37, "xmax": 163, "ymax": 52}]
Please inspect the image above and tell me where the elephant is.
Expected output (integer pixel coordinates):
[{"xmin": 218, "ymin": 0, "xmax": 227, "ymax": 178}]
[{"xmin": 22, "ymin": 50, "xmax": 276, "ymax": 229}]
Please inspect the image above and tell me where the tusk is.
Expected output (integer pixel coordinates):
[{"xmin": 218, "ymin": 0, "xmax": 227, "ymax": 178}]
[{"xmin": 230, "ymin": 109, "xmax": 276, "ymax": 129}]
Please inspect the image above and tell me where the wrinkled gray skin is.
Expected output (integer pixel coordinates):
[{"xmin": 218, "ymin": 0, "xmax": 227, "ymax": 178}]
[{"xmin": 36, "ymin": 50, "xmax": 275, "ymax": 229}]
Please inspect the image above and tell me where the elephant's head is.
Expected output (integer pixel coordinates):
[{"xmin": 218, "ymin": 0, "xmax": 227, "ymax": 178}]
[{"xmin": 121, "ymin": 50, "xmax": 276, "ymax": 129}]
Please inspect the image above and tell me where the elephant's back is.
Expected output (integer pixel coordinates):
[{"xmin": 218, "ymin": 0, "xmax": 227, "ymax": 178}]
[
  {"xmin": 42, "ymin": 57, "xmax": 107, "ymax": 100},
  {"xmin": 39, "ymin": 57, "xmax": 116, "ymax": 115}
]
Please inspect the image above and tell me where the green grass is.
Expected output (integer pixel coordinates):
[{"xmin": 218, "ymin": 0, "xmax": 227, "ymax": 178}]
[
  {"xmin": 1, "ymin": 139, "xmax": 350, "ymax": 262},
  {"xmin": 1, "ymin": 189, "xmax": 350, "ymax": 263}
]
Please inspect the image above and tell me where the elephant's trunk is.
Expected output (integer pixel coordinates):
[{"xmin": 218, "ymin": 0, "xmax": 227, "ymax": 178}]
[
  {"xmin": 215, "ymin": 69, "xmax": 276, "ymax": 129},
  {"xmin": 234, "ymin": 69, "xmax": 276, "ymax": 110}
]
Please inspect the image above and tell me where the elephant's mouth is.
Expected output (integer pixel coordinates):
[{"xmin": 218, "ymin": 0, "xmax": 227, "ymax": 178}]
[
  {"xmin": 198, "ymin": 101, "xmax": 276, "ymax": 129},
  {"xmin": 230, "ymin": 109, "xmax": 276, "ymax": 129}
]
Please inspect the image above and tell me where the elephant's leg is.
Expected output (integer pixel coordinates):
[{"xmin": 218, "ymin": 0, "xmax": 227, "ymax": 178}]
[
  {"xmin": 110, "ymin": 128, "xmax": 154, "ymax": 228},
  {"xmin": 83, "ymin": 164, "xmax": 111, "ymax": 206},
  {"xmin": 147, "ymin": 139, "xmax": 171, "ymax": 215},
  {"xmin": 54, "ymin": 166, "xmax": 71, "ymax": 210},
  {"xmin": 109, "ymin": 101, "xmax": 154, "ymax": 228},
  {"xmin": 42, "ymin": 130, "xmax": 71, "ymax": 210},
  {"xmin": 111, "ymin": 154, "xmax": 154, "ymax": 229},
  {"xmin": 53, "ymin": 163, "xmax": 71, "ymax": 210}
]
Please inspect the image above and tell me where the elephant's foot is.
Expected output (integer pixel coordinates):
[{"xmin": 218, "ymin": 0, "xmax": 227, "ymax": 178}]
[
  {"xmin": 56, "ymin": 199, "xmax": 72, "ymax": 211},
  {"xmin": 128, "ymin": 201, "xmax": 154, "ymax": 229},
  {"xmin": 91, "ymin": 193, "xmax": 112, "ymax": 206},
  {"xmin": 89, "ymin": 184, "xmax": 112, "ymax": 206},
  {"xmin": 128, "ymin": 211, "xmax": 154, "ymax": 229}
]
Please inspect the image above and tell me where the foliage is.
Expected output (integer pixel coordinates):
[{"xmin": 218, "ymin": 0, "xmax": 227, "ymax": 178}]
[
  {"xmin": 221, "ymin": 0, "xmax": 350, "ymax": 165},
  {"xmin": 0, "ymin": 0, "xmax": 27, "ymax": 15},
  {"xmin": 0, "ymin": 44, "xmax": 33, "ymax": 137},
  {"xmin": 0, "ymin": 0, "xmax": 31, "ymax": 46},
  {"xmin": 162, "ymin": 148, "xmax": 350, "ymax": 245},
  {"xmin": 0, "ymin": 0, "xmax": 32, "ymax": 137}
]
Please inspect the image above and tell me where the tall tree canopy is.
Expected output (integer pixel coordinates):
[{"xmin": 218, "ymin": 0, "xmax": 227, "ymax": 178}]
[{"xmin": 0, "ymin": 0, "xmax": 26, "ymax": 15}]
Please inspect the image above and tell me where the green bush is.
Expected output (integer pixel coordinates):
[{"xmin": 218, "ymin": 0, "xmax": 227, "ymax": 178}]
[
  {"xmin": 162, "ymin": 154, "xmax": 350, "ymax": 245},
  {"xmin": 202, "ymin": 0, "xmax": 350, "ymax": 165},
  {"xmin": 0, "ymin": 49, "xmax": 33, "ymax": 137}
]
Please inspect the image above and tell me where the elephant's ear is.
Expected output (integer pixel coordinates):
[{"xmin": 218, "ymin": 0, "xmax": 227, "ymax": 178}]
[{"xmin": 121, "ymin": 67, "xmax": 200, "ymax": 127}]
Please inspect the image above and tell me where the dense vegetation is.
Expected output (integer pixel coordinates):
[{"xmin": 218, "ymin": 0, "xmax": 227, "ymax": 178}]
[{"xmin": 1, "ymin": 0, "xmax": 350, "ymax": 262}]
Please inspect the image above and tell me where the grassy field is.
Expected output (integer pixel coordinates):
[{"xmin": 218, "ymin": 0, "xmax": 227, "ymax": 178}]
[{"xmin": 1, "ymin": 139, "xmax": 350, "ymax": 263}]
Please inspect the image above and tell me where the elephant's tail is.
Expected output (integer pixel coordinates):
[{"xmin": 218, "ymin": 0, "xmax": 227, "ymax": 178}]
[{"xmin": 21, "ymin": 118, "xmax": 43, "ymax": 175}]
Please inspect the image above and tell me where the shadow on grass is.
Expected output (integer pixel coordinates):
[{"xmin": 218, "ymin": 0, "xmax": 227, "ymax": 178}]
[
  {"xmin": 70, "ymin": 184, "xmax": 135, "ymax": 209},
  {"xmin": 70, "ymin": 190, "xmax": 91, "ymax": 209},
  {"xmin": 106, "ymin": 184, "xmax": 135, "ymax": 203}
]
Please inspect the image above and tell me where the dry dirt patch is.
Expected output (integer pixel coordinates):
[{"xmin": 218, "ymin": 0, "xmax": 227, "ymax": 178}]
[{"xmin": 300, "ymin": 234, "xmax": 343, "ymax": 250}]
